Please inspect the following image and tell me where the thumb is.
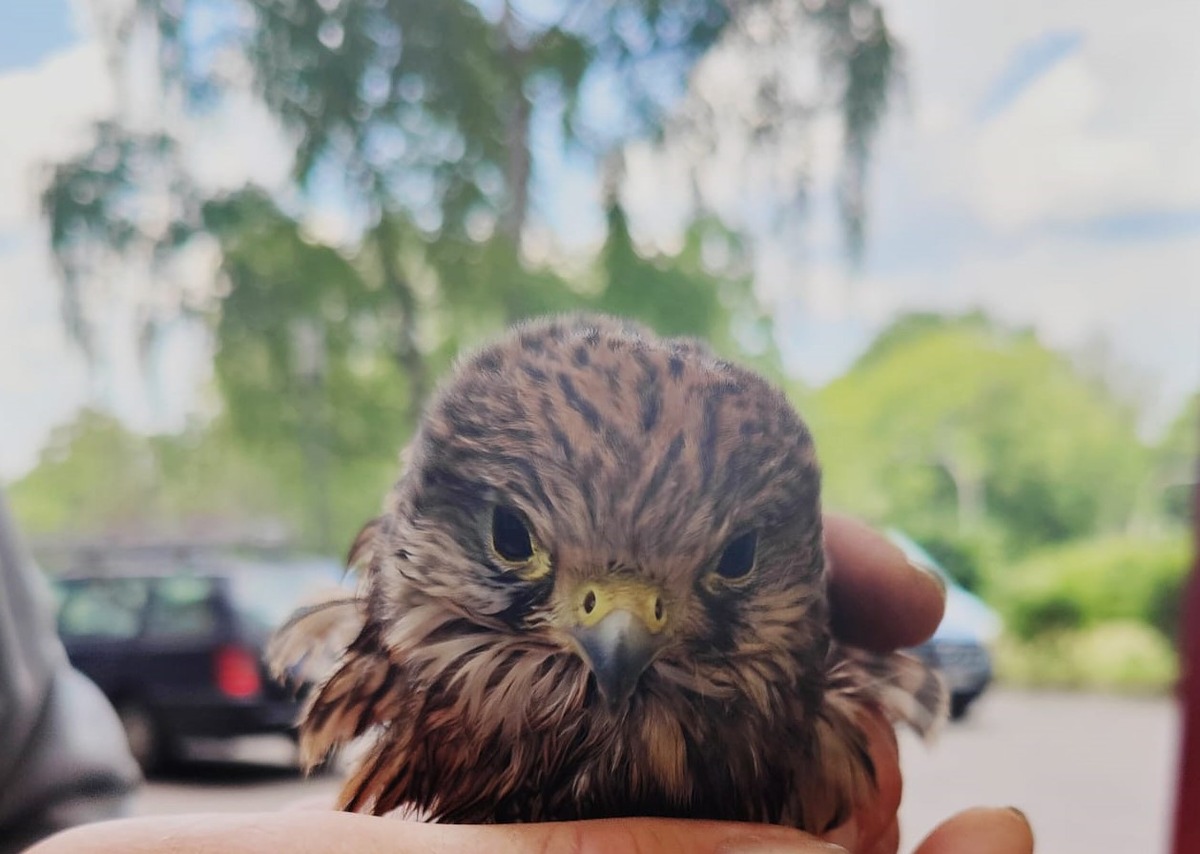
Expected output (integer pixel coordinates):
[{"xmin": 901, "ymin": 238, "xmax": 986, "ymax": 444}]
[
  {"xmin": 27, "ymin": 812, "xmax": 849, "ymax": 854},
  {"xmin": 912, "ymin": 807, "xmax": 1034, "ymax": 854}
]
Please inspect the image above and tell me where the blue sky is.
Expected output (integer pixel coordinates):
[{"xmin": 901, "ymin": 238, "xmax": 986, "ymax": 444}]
[
  {"xmin": 0, "ymin": 1, "xmax": 73, "ymax": 73},
  {"xmin": 974, "ymin": 29, "xmax": 1084, "ymax": 122},
  {"xmin": 619, "ymin": 0, "xmax": 1199, "ymax": 416},
  {"xmin": 1, "ymin": 0, "xmax": 1198, "ymax": 479}
]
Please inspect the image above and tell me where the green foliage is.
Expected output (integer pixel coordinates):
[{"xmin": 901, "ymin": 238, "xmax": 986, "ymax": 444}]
[
  {"xmin": 904, "ymin": 527, "xmax": 1001, "ymax": 594},
  {"xmin": 205, "ymin": 190, "xmax": 410, "ymax": 452},
  {"xmin": 598, "ymin": 206, "xmax": 728, "ymax": 339},
  {"xmin": 40, "ymin": 122, "xmax": 197, "ymax": 359},
  {"xmin": 14, "ymin": 198, "xmax": 790, "ymax": 555},
  {"xmin": 995, "ymin": 622, "xmax": 1178, "ymax": 694},
  {"xmin": 7, "ymin": 407, "xmax": 399, "ymax": 557},
  {"xmin": 8, "ymin": 410, "xmax": 160, "ymax": 536},
  {"xmin": 851, "ymin": 311, "xmax": 990, "ymax": 372},
  {"xmin": 805, "ymin": 313, "xmax": 1193, "ymax": 693},
  {"xmin": 148, "ymin": 422, "xmax": 301, "ymax": 528},
  {"xmin": 1152, "ymin": 393, "xmax": 1197, "ymax": 526},
  {"xmin": 810, "ymin": 0, "xmax": 901, "ymax": 259},
  {"xmin": 594, "ymin": 208, "xmax": 783, "ymax": 379},
  {"xmin": 44, "ymin": 0, "xmax": 902, "ymax": 377},
  {"xmin": 809, "ymin": 315, "xmax": 1148, "ymax": 556},
  {"xmin": 996, "ymin": 535, "xmax": 1191, "ymax": 643},
  {"xmin": 33, "ymin": 0, "xmax": 910, "ymax": 558}
]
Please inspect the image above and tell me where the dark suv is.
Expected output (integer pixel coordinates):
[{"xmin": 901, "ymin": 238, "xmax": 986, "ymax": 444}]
[{"xmin": 51, "ymin": 552, "xmax": 349, "ymax": 772}]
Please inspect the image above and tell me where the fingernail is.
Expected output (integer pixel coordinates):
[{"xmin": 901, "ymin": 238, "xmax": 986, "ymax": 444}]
[
  {"xmin": 1007, "ymin": 806, "xmax": 1031, "ymax": 828},
  {"xmin": 718, "ymin": 835, "xmax": 847, "ymax": 854},
  {"xmin": 907, "ymin": 558, "xmax": 947, "ymax": 599}
]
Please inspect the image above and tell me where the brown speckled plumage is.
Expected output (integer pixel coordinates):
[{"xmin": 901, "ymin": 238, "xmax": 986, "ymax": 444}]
[{"xmin": 269, "ymin": 313, "xmax": 945, "ymax": 833}]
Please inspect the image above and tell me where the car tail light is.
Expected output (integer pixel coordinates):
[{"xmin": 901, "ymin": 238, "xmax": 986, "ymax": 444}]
[{"xmin": 214, "ymin": 645, "xmax": 262, "ymax": 699}]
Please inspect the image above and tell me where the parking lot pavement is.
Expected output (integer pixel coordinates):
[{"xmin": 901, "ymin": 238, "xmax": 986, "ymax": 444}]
[
  {"xmin": 897, "ymin": 689, "xmax": 1178, "ymax": 854},
  {"xmin": 133, "ymin": 690, "xmax": 1179, "ymax": 854},
  {"xmin": 132, "ymin": 739, "xmax": 341, "ymax": 816}
]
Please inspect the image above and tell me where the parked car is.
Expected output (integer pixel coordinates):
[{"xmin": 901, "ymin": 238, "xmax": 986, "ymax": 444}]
[
  {"xmin": 889, "ymin": 530, "xmax": 1002, "ymax": 720},
  {"xmin": 51, "ymin": 551, "xmax": 350, "ymax": 773}
]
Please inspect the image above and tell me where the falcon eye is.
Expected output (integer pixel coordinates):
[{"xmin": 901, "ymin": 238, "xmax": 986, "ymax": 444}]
[
  {"xmin": 491, "ymin": 504, "xmax": 535, "ymax": 563},
  {"xmin": 715, "ymin": 531, "xmax": 757, "ymax": 580}
]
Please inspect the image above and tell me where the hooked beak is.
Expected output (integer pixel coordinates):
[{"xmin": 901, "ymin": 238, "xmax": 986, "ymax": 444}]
[{"xmin": 567, "ymin": 580, "xmax": 668, "ymax": 709}]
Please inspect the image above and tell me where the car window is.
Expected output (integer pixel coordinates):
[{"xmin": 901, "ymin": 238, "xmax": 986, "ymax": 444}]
[
  {"xmin": 58, "ymin": 579, "xmax": 150, "ymax": 639},
  {"xmin": 145, "ymin": 576, "xmax": 218, "ymax": 639}
]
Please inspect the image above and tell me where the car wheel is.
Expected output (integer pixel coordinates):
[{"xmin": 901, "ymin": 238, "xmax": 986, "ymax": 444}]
[
  {"xmin": 117, "ymin": 702, "xmax": 176, "ymax": 775},
  {"xmin": 949, "ymin": 692, "xmax": 974, "ymax": 721}
]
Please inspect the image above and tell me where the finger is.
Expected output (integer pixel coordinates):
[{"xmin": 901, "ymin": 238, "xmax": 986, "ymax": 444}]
[
  {"xmin": 912, "ymin": 807, "xmax": 1034, "ymax": 854},
  {"xmin": 824, "ymin": 513, "xmax": 946, "ymax": 652},
  {"xmin": 25, "ymin": 813, "xmax": 850, "ymax": 854},
  {"xmin": 822, "ymin": 708, "xmax": 902, "ymax": 853},
  {"xmin": 862, "ymin": 818, "xmax": 899, "ymax": 854}
]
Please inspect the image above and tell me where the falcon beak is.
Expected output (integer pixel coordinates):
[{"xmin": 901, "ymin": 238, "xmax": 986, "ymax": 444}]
[{"xmin": 568, "ymin": 581, "xmax": 668, "ymax": 709}]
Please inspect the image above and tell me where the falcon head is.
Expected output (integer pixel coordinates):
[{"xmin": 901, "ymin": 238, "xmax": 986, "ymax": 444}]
[{"xmin": 271, "ymin": 313, "xmax": 940, "ymax": 828}]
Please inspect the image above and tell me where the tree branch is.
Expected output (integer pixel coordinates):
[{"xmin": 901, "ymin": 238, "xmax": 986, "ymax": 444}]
[{"xmin": 371, "ymin": 213, "xmax": 427, "ymax": 418}]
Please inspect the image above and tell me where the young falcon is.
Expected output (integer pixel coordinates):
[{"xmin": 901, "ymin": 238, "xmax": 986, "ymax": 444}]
[{"xmin": 269, "ymin": 313, "xmax": 945, "ymax": 834}]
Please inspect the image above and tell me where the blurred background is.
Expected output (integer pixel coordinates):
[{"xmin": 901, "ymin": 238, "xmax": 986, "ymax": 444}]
[{"xmin": 0, "ymin": 0, "xmax": 1196, "ymax": 852}]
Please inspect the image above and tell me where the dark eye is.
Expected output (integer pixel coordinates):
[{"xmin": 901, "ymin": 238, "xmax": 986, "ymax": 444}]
[
  {"xmin": 715, "ymin": 531, "xmax": 757, "ymax": 580},
  {"xmin": 491, "ymin": 504, "xmax": 535, "ymax": 563}
]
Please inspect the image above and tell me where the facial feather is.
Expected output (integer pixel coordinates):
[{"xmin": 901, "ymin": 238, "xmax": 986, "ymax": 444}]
[{"xmin": 270, "ymin": 312, "xmax": 945, "ymax": 831}]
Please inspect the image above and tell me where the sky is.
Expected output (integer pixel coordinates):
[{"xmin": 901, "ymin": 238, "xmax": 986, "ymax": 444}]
[{"xmin": 0, "ymin": 0, "xmax": 1198, "ymax": 480}]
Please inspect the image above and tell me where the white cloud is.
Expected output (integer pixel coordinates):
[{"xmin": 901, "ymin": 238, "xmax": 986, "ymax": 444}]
[
  {"xmin": 0, "ymin": 12, "xmax": 284, "ymax": 478},
  {"xmin": 616, "ymin": 0, "xmax": 1200, "ymax": 431},
  {"xmin": 781, "ymin": 231, "xmax": 1200, "ymax": 433},
  {"xmin": 621, "ymin": 139, "xmax": 693, "ymax": 254},
  {"xmin": 0, "ymin": 234, "xmax": 90, "ymax": 480},
  {"xmin": 0, "ymin": 41, "xmax": 114, "ymax": 230},
  {"xmin": 774, "ymin": 0, "xmax": 1200, "ymax": 431},
  {"xmin": 618, "ymin": 19, "xmax": 835, "ymax": 249},
  {"xmin": 182, "ymin": 88, "xmax": 295, "ymax": 195},
  {"xmin": 972, "ymin": 57, "xmax": 1148, "ymax": 230},
  {"xmin": 0, "ymin": 38, "xmax": 115, "ymax": 478},
  {"xmin": 619, "ymin": 0, "xmax": 1200, "ymax": 424},
  {"xmin": 884, "ymin": 0, "xmax": 1200, "ymax": 231},
  {"xmin": 0, "ymin": 226, "xmax": 217, "ymax": 481},
  {"xmin": 970, "ymin": 53, "xmax": 1200, "ymax": 231}
]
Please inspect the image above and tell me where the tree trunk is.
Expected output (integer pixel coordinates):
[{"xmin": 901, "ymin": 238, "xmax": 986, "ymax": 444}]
[
  {"xmin": 499, "ymin": 0, "xmax": 532, "ymax": 244},
  {"xmin": 371, "ymin": 215, "xmax": 427, "ymax": 419},
  {"xmin": 937, "ymin": 451, "xmax": 985, "ymax": 532}
]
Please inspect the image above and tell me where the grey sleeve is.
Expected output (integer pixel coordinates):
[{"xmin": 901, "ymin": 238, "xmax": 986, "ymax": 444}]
[{"xmin": 0, "ymin": 491, "xmax": 141, "ymax": 853}]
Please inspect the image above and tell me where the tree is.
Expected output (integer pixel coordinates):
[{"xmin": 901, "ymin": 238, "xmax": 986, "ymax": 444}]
[
  {"xmin": 807, "ymin": 314, "xmax": 1149, "ymax": 558},
  {"xmin": 7, "ymin": 410, "xmax": 160, "ymax": 538},
  {"xmin": 13, "ymin": 203, "xmax": 787, "ymax": 554},
  {"xmin": 8, "ymin": 409, "xmax": 286, "ymax": 543},
  {"xmin": 38, "ymin": 1, "xmax": 902, "ymax": 550},
  {"xmin": 7, "ymin": 404, "xmax": 401, "ymax": 557},
  {"xmin": 43, "ymin": 0, "xmax": 901, "ymax": 406},
  {"xmin": 1147, "ymin": 393, "xmax": 1198, "ymax": 528}
]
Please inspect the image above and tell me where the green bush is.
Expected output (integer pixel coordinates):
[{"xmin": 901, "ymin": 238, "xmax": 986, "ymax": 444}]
[
  {"xmin": 1007, "ymin": 594, "xmax": 1086, "ymax": 639},
  {"xmin": 996, "ymin": 621, "xmax": 1178, "ymax": 693},
  {"xmin": 995, "ymin": 535, "xmax": 1191, "ymax": 643},
  {"xmin": 911, "ymin": 530, "xmax": 988, "ymax": 593}
]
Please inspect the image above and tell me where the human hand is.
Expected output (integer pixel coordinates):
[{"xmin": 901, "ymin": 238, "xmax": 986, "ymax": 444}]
[
  {"xmin": 26, "ymin": 807, "xmax": 1032, "ymax": 853},
  {"xmin": 811, "ymin": 514, "xmax": 1031, "ymax": 852},
  {"xmin": 819, "ymin": 511, "xmax": 946, "ymax": 853},
  {"xmin": 26, "ymin": 513, "xmax": 1032, "ymax": 854}
]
